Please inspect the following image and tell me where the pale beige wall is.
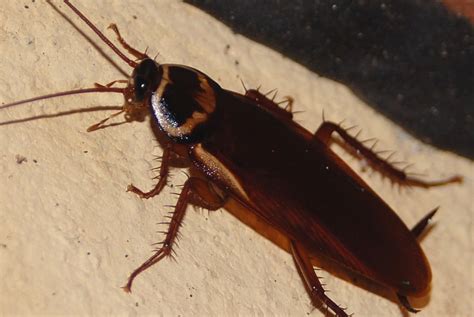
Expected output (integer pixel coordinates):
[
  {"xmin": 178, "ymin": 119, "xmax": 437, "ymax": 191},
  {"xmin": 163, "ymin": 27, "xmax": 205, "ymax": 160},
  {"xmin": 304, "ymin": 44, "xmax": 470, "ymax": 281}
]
[{"xmin": 0, "ymin": 1, "xmax": 472, "ymax": 316}]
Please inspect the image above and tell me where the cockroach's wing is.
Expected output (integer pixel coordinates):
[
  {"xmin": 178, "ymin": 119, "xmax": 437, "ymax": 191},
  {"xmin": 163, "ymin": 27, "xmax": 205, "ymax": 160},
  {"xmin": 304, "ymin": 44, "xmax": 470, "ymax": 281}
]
[{"xmin": 197, "ymin": 92, "xmax": 431, "ymax": 297}]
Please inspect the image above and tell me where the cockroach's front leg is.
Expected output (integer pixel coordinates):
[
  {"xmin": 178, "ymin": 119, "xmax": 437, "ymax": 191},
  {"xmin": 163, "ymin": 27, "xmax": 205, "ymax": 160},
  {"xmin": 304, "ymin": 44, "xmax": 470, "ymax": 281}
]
[
  {"xmin": 315, "ymin": 121, "xmax": 462, "ymax": 188},
  {"xmin": 127, "ymin": 145, "xmax": 173, "ymax": 199},
  {"xmin": 290, "ymin": 241, "xmax": 348, "ymax": 317},
  {"xmin": 123, "ymin": 177, "xmax": 226, "ymax": 292}
]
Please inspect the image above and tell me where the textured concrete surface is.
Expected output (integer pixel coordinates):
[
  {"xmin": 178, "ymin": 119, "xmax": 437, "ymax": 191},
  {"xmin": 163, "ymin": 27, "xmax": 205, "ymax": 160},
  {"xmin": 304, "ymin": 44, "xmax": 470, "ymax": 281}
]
[{"xmin": 0, "ymin": 1, "xmax": 472, "ymax": 316}]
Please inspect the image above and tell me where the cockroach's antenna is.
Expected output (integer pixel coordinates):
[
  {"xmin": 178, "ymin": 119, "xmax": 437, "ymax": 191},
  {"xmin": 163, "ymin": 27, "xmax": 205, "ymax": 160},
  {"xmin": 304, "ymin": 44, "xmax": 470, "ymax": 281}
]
[
  {"xmin": 0, "ymin": 87, "xmax": 128, "ymax": 131},
  {"xmin": 0, "ymin": 1, "xmax": 151, "ymax": 130},
  {"xmin": 63, "ymin": 0, "xmax": 139, "ymax": 68},
  {"xmin": 0, "ymin": 87, "xmax": 125, "ymax": 111}
]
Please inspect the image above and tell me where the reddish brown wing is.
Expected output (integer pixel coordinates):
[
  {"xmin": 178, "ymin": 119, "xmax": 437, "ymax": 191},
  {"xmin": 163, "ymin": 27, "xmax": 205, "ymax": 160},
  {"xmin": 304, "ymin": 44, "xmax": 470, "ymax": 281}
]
[{"xmin": 198, "ymin": 90, "xmax": 430, "ymax": 296}]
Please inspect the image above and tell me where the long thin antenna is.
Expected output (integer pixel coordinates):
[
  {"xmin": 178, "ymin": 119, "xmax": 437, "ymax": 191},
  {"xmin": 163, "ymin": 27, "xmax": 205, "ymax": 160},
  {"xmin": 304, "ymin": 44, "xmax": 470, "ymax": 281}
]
[
  {"xmin": 63, "ymin": 0, "xmax": 138, "ymax": 68},
  {"xmin": 0, "ymin": 87, "xmax": 125, "ymax": 111}
]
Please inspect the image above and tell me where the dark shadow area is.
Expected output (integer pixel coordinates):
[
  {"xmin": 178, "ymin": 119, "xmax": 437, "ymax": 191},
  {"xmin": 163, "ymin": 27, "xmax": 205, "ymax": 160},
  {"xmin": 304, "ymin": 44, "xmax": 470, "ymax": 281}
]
[{"xmin": 186, "ymin": 0, "xmax": 474, "ymax": 159}]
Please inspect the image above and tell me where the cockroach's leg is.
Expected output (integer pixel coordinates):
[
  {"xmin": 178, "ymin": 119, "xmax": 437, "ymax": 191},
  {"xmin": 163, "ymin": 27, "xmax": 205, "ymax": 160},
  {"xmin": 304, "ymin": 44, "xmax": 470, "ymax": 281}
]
[
  {"xmin": 86, "ymin": 109, "xmax": 125, "ymax": 132},
  {"xmin": 107, "ymin": 23, "xmax": 148, "ymax": 60},
  {"xmin": 186, "ymin": 181, "xmax": 228, "ymax": 211},
  {"xmin": 123, "ymin": 177, "xmax": 226, "ymax": 292},
  {"xmin": 411, "ymin": 207, "xmax": 438, "ymax": 238},
  {"xmin": 127, "ymin": 146, "xmax": 172, "ymax": 199},
  {"xmin": 290, "ymin": 241, "xmax": 348, "ymax": 317},
  {"xmin": 245, "ymin": 89, "xmax": 294, "ymax": 120},
  {"xmin": 396, "ymin": 293, "xmax": 420, "ymax": 313},
  {"xmin": 314, "ymin": 121, "xmax": 462, "ymax": 188}
]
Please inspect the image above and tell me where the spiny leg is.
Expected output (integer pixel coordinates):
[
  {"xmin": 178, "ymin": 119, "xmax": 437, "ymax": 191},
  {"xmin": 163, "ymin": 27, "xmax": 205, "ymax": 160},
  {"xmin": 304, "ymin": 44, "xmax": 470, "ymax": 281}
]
[
  {"xmin": 127, "ymin": 146, "xmax": 172, "ymax": 199},
  {"xmin": 244, "ymin": 88, "xmax": 294, "ymax": 120},
  {"xmin": 108, "ymin": 23, "xmax": 148, "ymax": 60},
  {"xmin": 314, "ymin": 121, "xmax": 463, "ymax": 188},
  {"xmin": 290, "ymin": 241, "xmax": 348, "ymax": 317},
  {"xmin": 123, "ymin": 177, "xmax": 226, "ymax": 292}
]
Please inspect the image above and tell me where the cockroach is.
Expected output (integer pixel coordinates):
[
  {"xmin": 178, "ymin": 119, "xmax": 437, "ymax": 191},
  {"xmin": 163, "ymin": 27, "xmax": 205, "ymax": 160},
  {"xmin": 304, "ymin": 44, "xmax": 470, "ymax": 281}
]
[{"xmin": 1, "ymin": 1, "xmax": 463, "ymax": 316}]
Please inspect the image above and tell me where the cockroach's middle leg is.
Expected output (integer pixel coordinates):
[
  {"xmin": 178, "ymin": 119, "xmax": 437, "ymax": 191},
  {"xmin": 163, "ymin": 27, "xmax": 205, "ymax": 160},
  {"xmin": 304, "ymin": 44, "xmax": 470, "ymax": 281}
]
[
  {"xmin": 123, "ymin": 177, "xmax": 226, "ymax": 292},
  {"xmin": 314, "ymin": 121, "xmax": 462, "ymax": 188},
  {"xmin": 290, "ymin": 241, "xmax": 349, "ymax": 317}
]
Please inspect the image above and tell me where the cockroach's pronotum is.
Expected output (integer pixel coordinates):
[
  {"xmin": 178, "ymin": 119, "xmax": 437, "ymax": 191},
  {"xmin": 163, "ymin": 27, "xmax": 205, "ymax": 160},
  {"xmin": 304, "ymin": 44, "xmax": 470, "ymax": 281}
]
[{"xmin": 1, "ymin": 1, "xmax": 464, "ymax": 316}]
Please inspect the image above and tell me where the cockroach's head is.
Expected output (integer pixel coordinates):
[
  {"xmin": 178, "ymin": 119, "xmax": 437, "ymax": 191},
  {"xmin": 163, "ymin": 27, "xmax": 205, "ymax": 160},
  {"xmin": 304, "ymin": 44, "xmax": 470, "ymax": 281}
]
[
  {"xmin": 121, "ymin": 59, "xmax": 161, "ymax": 122},
  {"xmin": 147, "ymin": 64, "xmax": 220, "ymax": 144},
  {"xmin": 129, "ymin": 59, "xmax": 162, "ymax": 103},
  {"xmin": 122, "ymin": 60, "xmax": 219, "ymax": 143}
]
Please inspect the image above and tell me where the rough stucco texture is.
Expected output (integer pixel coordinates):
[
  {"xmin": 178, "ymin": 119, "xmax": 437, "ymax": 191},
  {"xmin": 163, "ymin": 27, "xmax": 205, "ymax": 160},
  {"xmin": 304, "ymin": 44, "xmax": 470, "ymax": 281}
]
[{"xmin": 0, "ymin": 1, "xmax": 472, "ymax": 316}]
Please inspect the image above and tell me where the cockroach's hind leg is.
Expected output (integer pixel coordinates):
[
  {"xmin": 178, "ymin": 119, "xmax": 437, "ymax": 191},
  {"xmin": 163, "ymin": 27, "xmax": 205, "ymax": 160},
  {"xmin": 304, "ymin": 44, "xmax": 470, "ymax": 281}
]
[
  {"xmin": 245, "ymin": 88, "xmax": 294, "ymax": 120},
  {"xmin": 314, "ymin": 121, "xmax": 463, "ymax": 188},
  {"xmin": 188, "ymin": 180, "xmax": 228, "ymax": 211},
  {"xmin": 123, "ymin": 177, "xmax": 225, "ymax": 292},
  {"xmin": 290, "ymin": 241, "xmax": 349, "ymax": 317},
  {"xmin": 397, "ymin": 293, "xmax": 420, "ymax": 313},
  {"xmin": 127, "ymin": 146, "xmax": 172, "ymax": 199},
  {"xmin": 411, "ymin": 207, "xmax": 439, "ymax": 239},
  {"xmin": 108, "ymin": 23, "xmax": 148, "ymax": 60}
]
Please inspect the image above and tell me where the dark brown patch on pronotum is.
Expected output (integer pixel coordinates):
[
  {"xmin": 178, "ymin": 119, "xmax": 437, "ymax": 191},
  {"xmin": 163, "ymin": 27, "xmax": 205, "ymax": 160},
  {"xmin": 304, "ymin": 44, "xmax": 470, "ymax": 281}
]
[
  {"xmin": 151, "ymin": 65, "xmax": 217, "ymax": 142},
  {"xmin": 0, "ymin": 1, "xmax": 463, "ymax": 316}
]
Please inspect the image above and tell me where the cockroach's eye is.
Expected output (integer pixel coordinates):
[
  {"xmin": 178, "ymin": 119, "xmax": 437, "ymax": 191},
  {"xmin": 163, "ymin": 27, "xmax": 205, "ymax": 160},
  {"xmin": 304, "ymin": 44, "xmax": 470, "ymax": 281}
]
[
  {"xmin": 134, "ymin": 76, "xmax": 148, "ymax": 102},
  {"xmin": 131, "ymin": 58, "xmax": 162, "ymax": 102},
  {"xmin": 151, "ymin": 65, "xmax": 219, "ymax": 143}
]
